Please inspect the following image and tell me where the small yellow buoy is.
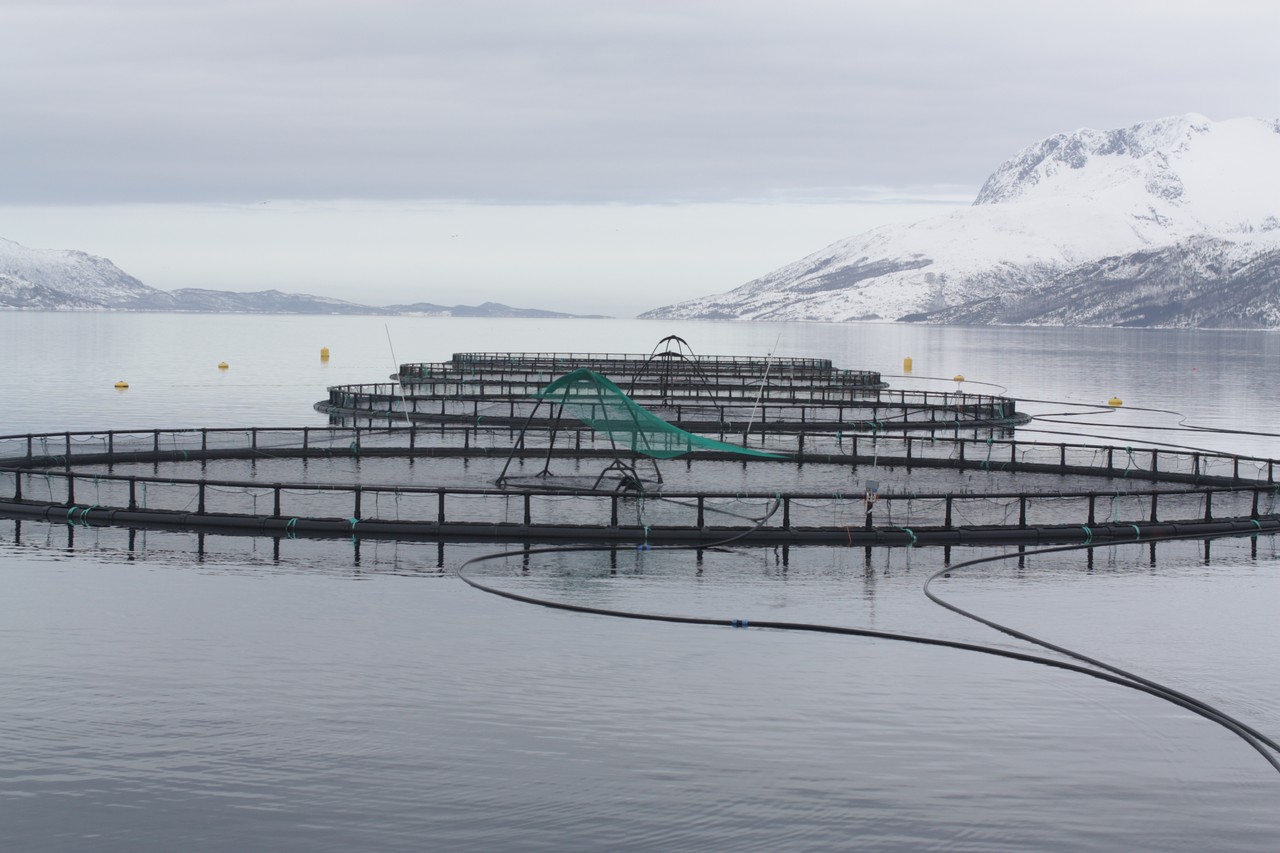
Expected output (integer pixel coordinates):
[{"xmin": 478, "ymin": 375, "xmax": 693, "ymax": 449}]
[
  {"xmin": 903, "ymin": 356, "xmax": 913, "ymax": 373},
  {"xmin": 320, "ymin": 347, "xmax": 330, "ymax": 361},
  {"xmin": 953, "ymin": 374, "xmax": 965, "ymax": 383},
  {"xmin": 114, "ymin": 380, "xmax": 129, "ymax": 389},
  {"xmin": 1108, "ymin": 396, "xmax": 1123, "ymax": 407},
  {"xmin": 218, "ymin": 362, "xmax": 229, "ymax": 370}
]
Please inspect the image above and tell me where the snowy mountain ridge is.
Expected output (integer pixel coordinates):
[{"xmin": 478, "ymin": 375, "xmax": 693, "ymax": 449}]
[
  {"xmin": 642, "ymin": 115, "xmax": 1280, "ymax": 327},
  {"xmin": 0, "ymin": 237, "xmax": 156, "ymax": 306},
  {"xmin": 0, "ymin": 237, "xmax": 604, "ymax": 317}
]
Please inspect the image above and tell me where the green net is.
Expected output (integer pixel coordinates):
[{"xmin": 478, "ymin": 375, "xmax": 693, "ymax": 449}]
[{"xmin": 538, "ymin": 368, "xmax": 785, "ymax": 459}]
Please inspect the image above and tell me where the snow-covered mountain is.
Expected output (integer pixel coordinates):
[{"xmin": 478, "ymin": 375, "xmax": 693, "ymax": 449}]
[
  {"xmin": 0, "ymin": 237, "xmax": 374, "ymax": 313},
  {"xmin": 0, "ymin": 237, "xmax": 156, "ymax": 308},
  {"xmin": 641, "ymin": 115, "xmax": 1280, "ymax": 327},
  {"xmin": 384, "ymin": 300, "xmax": 610, "ymax": 319},
  {"xmin": 0, "ymin": 237, "xmax": 607, "ymax": 317}
]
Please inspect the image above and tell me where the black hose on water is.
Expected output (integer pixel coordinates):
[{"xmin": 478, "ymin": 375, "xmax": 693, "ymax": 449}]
[{"xmin": 456, "ymin": 520, "xmax": 1280, "ymax": 776}]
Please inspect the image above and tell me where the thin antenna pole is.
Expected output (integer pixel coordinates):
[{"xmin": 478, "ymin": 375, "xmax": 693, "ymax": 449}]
[
  {"xmin": 385, "ymin": 324, "xmax": 413, "ymax": 428},
  {"xmin": 743, "ymin": 331, "xmax": 782, "ymax": 444}
]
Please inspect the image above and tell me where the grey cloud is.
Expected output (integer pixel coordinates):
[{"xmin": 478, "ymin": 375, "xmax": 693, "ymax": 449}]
[{"xmin": 1, "ymin": 0, "xmax": 1276, "ymax": 204}]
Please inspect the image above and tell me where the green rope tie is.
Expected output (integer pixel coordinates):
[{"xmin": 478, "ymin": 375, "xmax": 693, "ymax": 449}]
[
  {"xmin": 1130, "ymin": 524, "xmax": 1142, "ymax": 540},
  {"xmin": 1080, "ymin": 525, "xmax": 1093, "ymax": 544},
  {"xmin": 898, "ymin": 526, "xmax": 918, "ymax": 546}
]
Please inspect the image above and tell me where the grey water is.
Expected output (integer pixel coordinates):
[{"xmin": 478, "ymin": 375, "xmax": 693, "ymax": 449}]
[{"xmin": 2, "ymin": 313, "xmax": 1279, "ymax": 851}]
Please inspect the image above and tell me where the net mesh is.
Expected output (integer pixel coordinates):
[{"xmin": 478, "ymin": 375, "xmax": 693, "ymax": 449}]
[{"xmin": 538, "ymin": 369, "xmax": 784, "ymax": 459}]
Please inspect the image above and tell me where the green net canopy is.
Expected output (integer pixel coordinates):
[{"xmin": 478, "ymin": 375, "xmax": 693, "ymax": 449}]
[{"xmin": 538, "ymin": 368, "xmax": 785, "ymax": 459}]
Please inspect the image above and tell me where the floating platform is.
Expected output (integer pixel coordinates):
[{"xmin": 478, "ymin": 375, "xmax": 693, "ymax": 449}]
[
  {"xmin": 1, "ymin": 423, "xmax": 1276, "ymax": 547},
  {"xmin": 319, "ymin": 340, "xmax": 1025, "ymax": 433},
  {"xmin": 3, "ymin": 340, "xmax": 1275, "ymax": 547}
]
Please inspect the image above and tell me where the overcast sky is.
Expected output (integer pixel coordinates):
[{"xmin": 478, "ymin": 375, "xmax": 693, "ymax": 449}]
[{"xmin": 1, "ymin": 0, "xmax": 1276, "ymax": 314}]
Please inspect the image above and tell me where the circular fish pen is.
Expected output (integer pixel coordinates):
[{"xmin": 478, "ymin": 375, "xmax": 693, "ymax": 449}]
[
  {"xmin": 318, "ymin": 335, "xmax": 1024, "ymax": 434},
  {"xmin": 1, "ymin": 335, "xmax": 1277, "ymax": 547},
  {"xmin": 8, "ymin": 331, "xmax": 1280, "ymax": 807}
]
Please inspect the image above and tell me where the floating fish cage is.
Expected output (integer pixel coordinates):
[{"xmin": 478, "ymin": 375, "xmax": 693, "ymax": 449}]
[
  {"xmin": 1, "ymin": 422, "xmax": 1277, "ymax": 547},
  {"xmin": 5, "ymin": 512, "xmax": 1271, "ymax": 580},
  {"xmin": 2, "ymin": 338, "xmax": 1277, "ymax": 546},
  {"xmin": 401, "ymin": 338, "xmax": 883, "ymax": 386},
  {"xmin": 322, "ymin": 337, "xmax": 1021, "ymax": 433}
]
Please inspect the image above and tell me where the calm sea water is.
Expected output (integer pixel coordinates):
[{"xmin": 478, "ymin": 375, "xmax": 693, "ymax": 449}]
[{"xmin": 2, "ymin": 313, "xmax": 1279, "ymax": 852}]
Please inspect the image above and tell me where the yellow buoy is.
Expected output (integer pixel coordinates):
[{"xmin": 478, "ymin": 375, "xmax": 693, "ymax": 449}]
[
  {"xmin": 218, "ymin": 361, "xmax": 229, "ymax": 370},
  {"xmin": 903, "ymin": 356, "xmax": 913, "ymax": 373},
  {"xmin": 1108, "ymin": 396, "xmax": 1123, "ymax": 407},
  {"xmin": 114, "ymin": 380, "xmax": 129, "ymax": 389},
  {"xmin": 953, "ymin": 374, "xmax": 964, "ymax": 383},
  {"xmin": 320, "ymin": 347, "xmax": 330, "ymax": 361}
]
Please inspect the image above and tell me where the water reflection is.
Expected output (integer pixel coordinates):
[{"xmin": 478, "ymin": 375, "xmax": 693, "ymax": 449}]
[
  {"xmin": 5, "ymin": 520, "xmax": 1280, "ymax": 852},
  {"xmin": 6, "ymin": 515, "xmax": 1276, "ymax": 632},
  {"xmin": 4, "ymin": 316, "xmax": 1280, "ymax": 850}
]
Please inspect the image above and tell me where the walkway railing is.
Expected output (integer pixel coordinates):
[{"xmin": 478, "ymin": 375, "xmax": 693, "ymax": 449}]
[
  {"xmin": 2, "ymin": 427, "xmax": 1272, "ymax": 486},
  {"xmin": 322, "ymin": 384, "xmax": 1020, "ymax": 429},
  {"xmin": 2, "ymin": 426, "xmax": 1277, "ymax": 545}
]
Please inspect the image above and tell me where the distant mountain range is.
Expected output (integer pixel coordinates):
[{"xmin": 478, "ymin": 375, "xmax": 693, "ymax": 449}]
[
  {"xmin": 642, "ymin": 115, "xmax": 1280, "ymax": 328},
  {"xmin": 0, "ymin": 237, "xmax": 607, "ymax": 318}
]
